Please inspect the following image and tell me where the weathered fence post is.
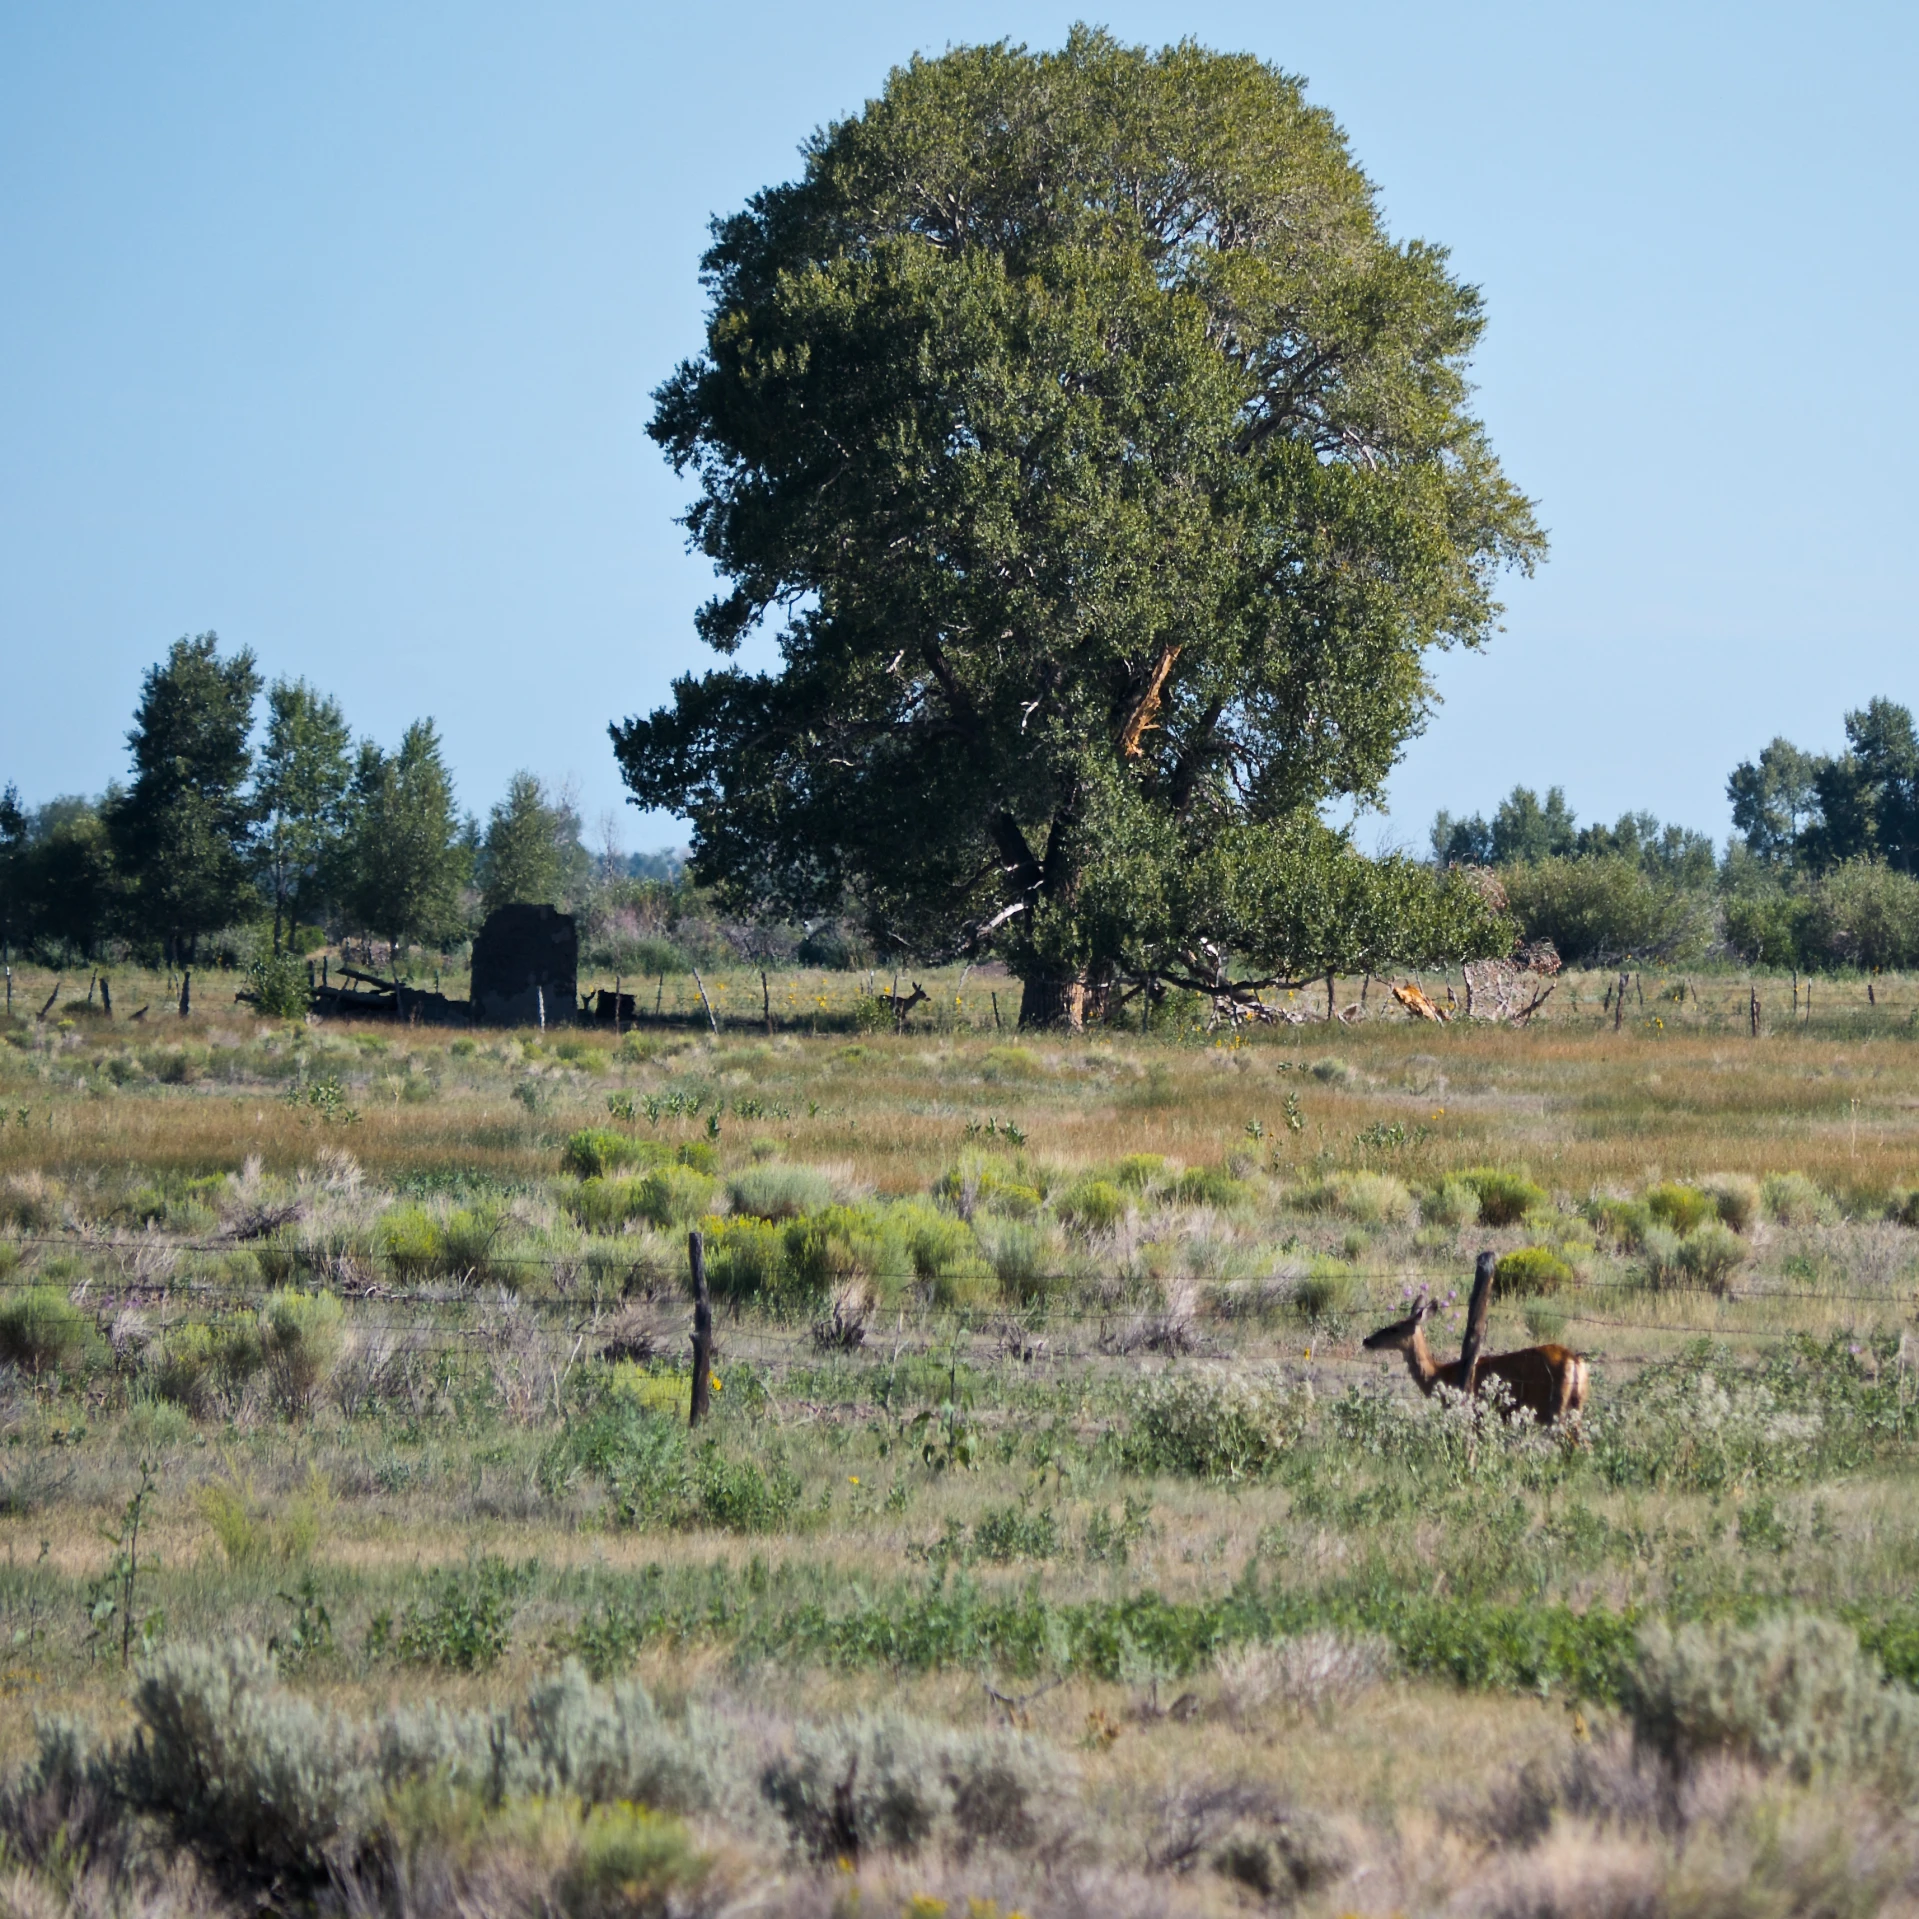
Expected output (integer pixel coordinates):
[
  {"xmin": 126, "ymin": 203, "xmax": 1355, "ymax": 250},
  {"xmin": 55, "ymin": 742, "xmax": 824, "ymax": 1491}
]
[
  {"xmin": 761, "ymin": 968, "xmax": 773, "ymax": 1036},
  {"xmin": 99, "ymin": 976, "xmax": 111, "ymax": 1019},
  {"xmin": 1459, "ymin": 1249, "xmax": 1497, "ymax": 1398},
  {"xmin": 178, "ymin": 970, "xmax": 191, "ymax": 1018},
  {"xmin": 1750, "ymin": 986, "xmax": 1760, "ymax": 1037},
  {"xmin": 688, "ymin": 1230, "xmax": 713, "ymax": 1428},
  {"xmin": 1613, "ymin": 971, "xmax": 1627, "ymax": 1032},
  {"xmin": 690, "ymin": 967, "xmax": 718, "ymax": 1035}
]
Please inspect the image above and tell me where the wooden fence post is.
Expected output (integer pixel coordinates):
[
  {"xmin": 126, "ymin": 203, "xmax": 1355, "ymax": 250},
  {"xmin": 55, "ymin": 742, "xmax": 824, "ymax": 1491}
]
[
  {"xmin": 1459, "ymin": 1249, "xmax": 1496, "ymax": 1398},
  {"xmin": 1750, "ymin": 986, "xmax": 1760, "ymax": 1038},
  {"xmin": 688, "ymin": 1230, "xmax": 712, "ymax": 1428},
  {"xmin": 179, "ymin": 970, "xmax": 191, "ymax": 1018},
  {"xmin": 1613, "ymin": 971, "xmax": 1627, "ymax": 1032},
  {"xmin": 690, "ymin": 966, "xmax": 718, "ymax": 1035},
  {"xmin": 761, "ymin": 968, "xmax": 773, "ymax": 1036}
]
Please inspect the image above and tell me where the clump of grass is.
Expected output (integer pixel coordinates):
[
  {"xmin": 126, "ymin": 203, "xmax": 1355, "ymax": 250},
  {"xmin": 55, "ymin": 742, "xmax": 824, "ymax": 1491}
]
[
  {"xmin": 1456, "ymin": 1168, "xmax": 1548, "ymax": 1227},
  {"xmin": 1112, "ymin": 1153, "xmax": 1166, "ymax": 1189},
  {"xmin": 0, "ymin": 1172, "xmax": 64, "ymax": 1232},
  {"xmin": 1307, "ymin": 1057, "xmax": 1356, "ymax": 1086},
  {"xmin": 1494, "ymin": 1246, "xmax": 1575, "ymax": 1296}
]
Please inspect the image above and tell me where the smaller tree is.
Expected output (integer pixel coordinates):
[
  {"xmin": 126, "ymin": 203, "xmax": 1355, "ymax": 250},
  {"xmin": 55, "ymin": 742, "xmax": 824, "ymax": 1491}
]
[
  {"xmin": 339, "ymin": 722, "xmax": 467, "ymax": 958},
  {"xmin": 0, "ymin": 785, "xmax": 25, "ymax": 957},
  {"xmin": 254, "ymin": 680, "xmax": 353, "ymax": 951},
  {"xmin": 1727, "ymin": 737, "xmax": 1819, "ymax": 866},
  {"xmin": 476, "ymin": 772, "xmax": 585, "ymax": 914},
  {"xmin": 107, "ymin": 634, "xmax": 260, "ymax": 962}
]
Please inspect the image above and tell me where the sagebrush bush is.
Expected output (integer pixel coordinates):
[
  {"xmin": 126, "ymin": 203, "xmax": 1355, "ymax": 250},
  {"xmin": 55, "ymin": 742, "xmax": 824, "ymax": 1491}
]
[
  {"xmin": 1121, "ymin": 1370, "xmax": 1311, "ymax": 1480},
  {"xmin": 556, "ymin": 1802, "xmax": 717, "ymax": 1919},
  {"xmin": 727, "ymin": 1164, "xmax": 836, "ymax": 1221},
  {"xmin": 1763, "ymin": 1172, "xmax": 1834, "ymax": 1226},
  {"xmin": 1698, "ymin": 1173, "xmax": 1762, "ymax": 1234},
  {"xmin": 1057, "ymin": 1177, "xmax": 1127, "ymax": 1233},
  {"xmin": 1422, "ymin": 1179, "xmax": 1481, "ymax": 1229},
  {"xmin": 243, "ymin": 950, "xmax": 311, "ymax": 1020},
  {"xmin": 633, "ymin": 1168, "xmax": 717, "ymax": 1230},
  {"xmin": 0, "ymin": 1286, "xmax": 92, "ymax": 1377},
  {"xmin": 761, "ymin": 1712, "xmax": 1074, "ymax": 1860},
  {"xmin": 116, "ymin": 1638, "xmax": 374, "ymax": 1894},
  {"xmin": 259, "ymin": 1289, "xmax": 344, "ymax": 1415},
  {"xmin": 976, "ymin": 1218, "xmax": 1054, "ymax": 1303},
  {"xmin": 1625, "ymin": 1615, "xmax": 1919, "ymax": 1788},
  {"xmin": 1644, "ymin": 1182, "xmax": 1716, "ymax": 1235},
  {"xmin": 1308, "ymin": 1172, "xmax": 1414, "ymax": 1227},
  {"xmin": 0, "ymin": 1172, "xmax": 65, "ymax": 1232},
  {"xmin": 1457, "ymin": 1168, "xmax": 1548, "ymax": 1226},
  {"xmin": 1675, "ymin": 1221, "xmax": 1748, "ymax": 1292},
  {"xmin": 1169, "ymin": 1166, "xmax": 1252, "ymax": 1210},
  {"xmin": 1113, "ymin": 1153, "xmax": 1166, "ymax": 1190},
  {"xmin": 1494, "ymin": 1246, "xmax": 1574, "ymax": 1296},
  {"xmin": 1215, "ymin": 1633, "xmax": 1391, "ymax": 1723},
  {"xmin": 1291, "ymin": 1261, "xmax": 1356, "ymax": 1321}
]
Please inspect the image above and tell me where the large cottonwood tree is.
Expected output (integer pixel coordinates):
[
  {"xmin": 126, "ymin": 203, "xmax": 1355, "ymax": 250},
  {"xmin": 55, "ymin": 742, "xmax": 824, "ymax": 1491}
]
[{"xmin": 615, "ymin": 31, "xmax": 1541, "ymax": 1025}]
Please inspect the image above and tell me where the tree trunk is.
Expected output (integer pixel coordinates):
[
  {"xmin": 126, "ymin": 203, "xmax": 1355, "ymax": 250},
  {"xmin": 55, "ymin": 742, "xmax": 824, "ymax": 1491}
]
[{"xmin": 1017, "ymin": 972, "xmax": 1116, "ymax": 1032}]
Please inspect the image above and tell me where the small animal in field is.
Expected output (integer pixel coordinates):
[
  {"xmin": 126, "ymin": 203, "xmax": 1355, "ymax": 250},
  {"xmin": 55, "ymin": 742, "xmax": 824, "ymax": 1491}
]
[{"xmin": 1362, "ymin": 1294, "xmax": 1588, "ymax": 1426}]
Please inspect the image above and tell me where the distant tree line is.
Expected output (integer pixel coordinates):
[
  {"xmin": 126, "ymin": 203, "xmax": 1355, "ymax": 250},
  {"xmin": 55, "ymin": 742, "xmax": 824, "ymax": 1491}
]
[
  {"xmin": 0, "ymin": 634, "xmax": 684, "ymax": 974},
  {"xmin": 1431, "ymin": 696, "xmax": 1919, "ymax": 970}
]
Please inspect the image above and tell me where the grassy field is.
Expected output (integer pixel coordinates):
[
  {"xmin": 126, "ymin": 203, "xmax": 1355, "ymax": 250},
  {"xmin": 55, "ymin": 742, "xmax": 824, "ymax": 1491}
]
[{"xmin": 0, "ymin": 959, "xmax": 1917, "ymax": 1915}]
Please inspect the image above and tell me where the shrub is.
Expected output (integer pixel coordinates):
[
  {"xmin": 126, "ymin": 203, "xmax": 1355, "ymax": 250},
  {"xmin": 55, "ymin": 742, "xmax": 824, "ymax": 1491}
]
[
  {"xmin": 568, "ymin": 1177, "xmax": 656, "ymax": 1233},
  {"xmin": 1494, "ymin": 1246, "xmax": 1574, "ymax": 1296},
  {"xmin": 1291, "ymin": 1260, "xmax": 1356, "ymax": 1320},
  {"xmin": 259, "ymin": 1290, "xmax": 345, "ymax": 1415},
  {"xmin": 1624, "ymin": 1614, "xmax": 1919, "ymax": 1787},
  {"xmin": 1121, "ymin": 1371, "xmax": 1311, "ymax": 1480},
  {"xmin": 1113, "ymin": 1153, "xmax": 1166, "ymax": 1189},
  {"xmin": 153, "ymin": 1319, "xmax": 260, "ymax": 1413},
  {"xmin": 0, "ymin": 1172, "xmax": 64, "ymax": 1232},
  {"xmin": 1456, "ymin": 1168, "xmax": 1548, "ymax": 1226},
  {"xmin": 1169, "ymin": 1166, "xmax": 1253, "ymax": 1210},
  {"xmin": 0, "ymin": 1286, "xmax": 92, "ymax": 1377},
  {"xmin": 380, "ymin": 1205, "xmax": 443, "ymax": 1279},
  {"xmin": 1315, "ymin": 1171, "xmax": 1414, "ymax": 1227},
  {"xmin": 1644, "ymin": 1182, "xmax": 1716, "ymax": 1235},
  {"xmin": 1057, "ymin": 1177, "xmax": 1127, "ymax": 1233},
  {"xmin": 1523, "ymin": 1304, "xmax": 1568, "ymax": 1344},
  {"xmin": 701, "ymin": 1215, "xmax": 791, "ymax": 1305},
  {"xmin": 1891, "ymin": 1189, "xmax": 1919, "ymax": 1230},
  {"xmin": 727, "ymin": 1165, "xmax": 835, "ymax": 1221},
  {"xmin": 761, "ymin": 1713, "xmax": 1073, "ymax": 1859},
  {"xmin": 1675, "ymin": 1221, "xmax": 1748, "ymax": 1292},
  {"xmin": 1763, "ymin": 1172, "xmax": 1834, "ymax": 1226},
  {"xmin": 1422, "ymin": 1179, "xmax": 1481, "ymax": 1229},
  {"xmin": 1307, "ymin": 1057, "xmax": 1356, "ymax": 1086},
  {"xmin": 557, "ymin": 1803, "xmax": 716, "ymax": 1919},
  {"xmin": 562, "ymin": 1130, "xmax": 652, "ymax": 1180},
  {"xmin": 632, "ymin": 1167, "xmax": 716, "ymax": 1230},
  {"xmin": 244, "ymin": 950, "xmax": 311, "ymax": 1020},
  {"xmin": 1698, "ymin": 1173, "xmax": 1762, "ymax": 1234},
  {"xmin": 975, "ymin": 1219, "xmax": 1053, "ymax": 1303},
  {"xmin": 393, "ymin": 1556, "xmax": 534, "ymax": 1670},
  {"xmin": 1632, "ymin": 1223, "xmax": 1684, "ymax": 1287},
  {"xmin": 1215, "ymin": 1633, "xmax": 1391, "ymax": 1722},
  {"xmin": 115, "ymin": 1637, "xmax": 374, "ymax": 1894}
]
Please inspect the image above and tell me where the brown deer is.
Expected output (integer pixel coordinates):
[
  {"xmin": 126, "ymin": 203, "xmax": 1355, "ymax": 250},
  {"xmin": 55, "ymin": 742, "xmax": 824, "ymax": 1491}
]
[
  {"xmin": 1362, "ymin": 1294, "xmax": 1588, "ymax": 1426},
  {"xmin": 878, "ymin": 981, "xmax": 929, "ymax": 1030}
]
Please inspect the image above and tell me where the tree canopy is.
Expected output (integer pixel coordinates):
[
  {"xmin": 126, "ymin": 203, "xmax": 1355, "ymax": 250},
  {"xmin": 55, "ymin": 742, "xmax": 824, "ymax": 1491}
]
[
  {"xmin": 106, "ymin": 634, "xmax": 260, "ymax": 963},
  {"xmin": 615, "ymin": 30, "xmax": 1541, "ymax": 1024}
]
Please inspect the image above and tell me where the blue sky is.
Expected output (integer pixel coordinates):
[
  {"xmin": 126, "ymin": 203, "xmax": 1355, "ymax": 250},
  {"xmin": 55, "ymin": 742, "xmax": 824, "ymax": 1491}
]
[{"xmin": 1, "ymin": 2, "xmax": 1912, "ymax": 857}]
